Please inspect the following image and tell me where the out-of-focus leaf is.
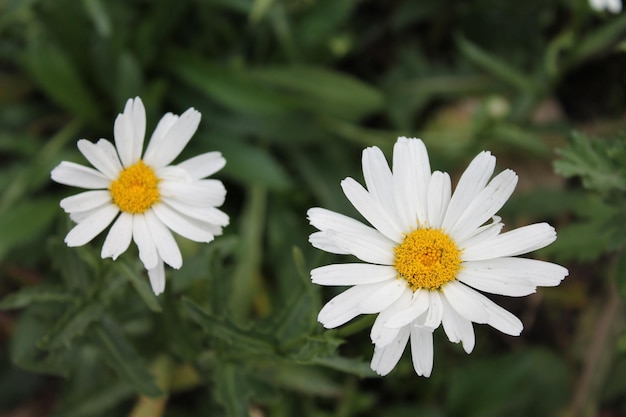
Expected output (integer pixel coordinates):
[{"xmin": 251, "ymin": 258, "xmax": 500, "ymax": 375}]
[
  {"xmin": 250, "ymin": 66, "xmax": 384, "ymax": 120},
  {"xmin": 447, "ymin": 349, "xmax": 568, "ymax": 417},
  {"xmin": 57, "ymin": 382, "xmax": 134, "ymax": 417},
  {"xmin": 297, "ymin": 0, "xmax": 359, "ymax": 47},
  {"xmin": 183, "ymin": 297, "xmax": 276, "ymax": 357},
  {"xmin": 555, "ymin": 132, "xmax": 626, "ymax": 193},
  {"xmin": 93, "ymin": 317, "xmax": 162, "ymax": 397},
  {"xmin": 268, "ymin": 364, "xmax": 342, "ymax": 397},
  {"xmin": 0, "ymin": 286, "xmax": 73, "ymax": 310},
  {"xmin": 0, "ymin": 198, "xmax": 58, "ymax": 262},
  {"xmin": 456, "ymin": 34, "xmax": 541, "ymax": 94},
  {"xmin": 169, "ymin": 51, "xmax": 291, "ymax": 115},
  {"xmin": 214, "ymin": 362, "xmax": 250, "ymax": 417},
  {"xmin": 113, "ymin": 261, "xmax": 162, "ymax": 313},
  {"xmin": 567, "ymin": 13, "xmax": 626, "ymax": 67},
  {"xmin": 23, "ymin": 37, "xmax": 100, "ymax": 123},
  {"xmin": 10, "ymin": 309, "xmax": 72, "ymax": 377},
  {"xmin": 213, "ymin": 137, "xmax": 293, "ymax": 190},
  {"xmin": 38, "ymin": 301, "xmax": 106, "ymax": 350},
  {"xmin": 311, "ymin": 355, "xmax": 376, "ymax": 378}
]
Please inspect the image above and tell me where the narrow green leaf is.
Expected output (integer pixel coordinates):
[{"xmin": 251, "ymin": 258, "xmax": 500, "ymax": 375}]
[
  {"xmin": 456, "ymin": 34, "xmax": 541, "ymax": 94},
  {"xmin": 250, "ymin": 65, "xmax": 384, "ymax": 120},
  {"xmin": 23, "ymin": 37, "xmax": 100, "ymax": 123},
  {"xmin": 214, "ymin": 363, "xmax": 250, "ymax": 417},
  {"xmin": 93, "ymin": 317, "xmax": 162, "ymax": 397},
  {"xmin": 183, "ymin": 298, "xmax": 276, "ymax": 355},
  {"xmin": 310, "ymin": 356, "xmax": 376, "ymax": 378},
  {"xmin": 38, "ymin": 301, "xmax": 106, "ymax": 350},
  {"xmin": 0, "ymin": 198, "xmax": 58, "ymax": 262},
  {"xmin": 114, "ymin": 261, "xmax": 162, "ymax": 313},
  {"xmin": 0, "ymin": 286, "xmax": 73, "ymax": 310}
]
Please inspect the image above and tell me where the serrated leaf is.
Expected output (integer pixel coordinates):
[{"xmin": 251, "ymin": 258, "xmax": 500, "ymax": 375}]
[
  {"xmin": 38, "ymin": 301, "xmax": 106, "ymax": 350},
  {"xmin": 0, "ymin": 286, "xmax": 73, "ymax": 310},
  {"xmin": 555, "ymin": 133, "xmax": 626, "ymax": 193},
  {"xmin": 183, "ymin": 298, "xmax": 276, "ymax": 356},
  {"xmin": 93, "ymin": 317, "xmax": 162, "ymax": 397}
]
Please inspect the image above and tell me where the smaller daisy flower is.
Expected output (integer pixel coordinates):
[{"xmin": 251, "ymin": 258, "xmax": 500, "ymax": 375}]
[
  {"xmin": 51, "ymin": 97, "xmax": 229, "ymax": 295},
  {"xmin": 589, "ymin": 0, "xmax": 622, "ymax": 13},
  {"xmin": 307, "ymin": 137, "xmax": 568, "ymax": 377}
]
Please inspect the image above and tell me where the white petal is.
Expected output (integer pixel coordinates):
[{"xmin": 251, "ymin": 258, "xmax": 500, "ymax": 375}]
[
  {"xmin": 358, "ymin": 280, "xmax": 409, "ymax": 314},
  {"xmin": 362, "ymin": 146, "xmax": 396, "ymax": 216},
  {"xmin": 442, "ymin": 151, "xmax": 496, "ymax": 231},
  {"xmin": 77, "ymin": 139, "xmax": 123, "ymax": 179},
  {"xmin": 393, "ymin": 137, "xmax": 431, "ymax": 229},
  {"xmin": 129, "ymin": 97, "xmax": 146, "ymax": 163},
  {"xmin": 442, "ymin": 281, "xmax": 523, "ymax": 336},
  {"xmin": 341, "ymin": 177, "xmax": 404, "ymax": 242},
  {"xmin": 308, "ymin": 231, "xmax": 350, "ymax": 255},
  {"xmin": 426, "ymin": 171, "xmax": 451, "ymax": 229},
  {"xmin": 370, "ymin": 289, "xmax": 412, "ymax": 346},
  {"xmin": 329, "ymin": 229, "xmax": 395, "ymax": 265},
  {"xmin": 311, "ymin": 263, "xmax": 398, "ymax": 286},
  {"xmin": 410, "ymin": 325, "xmax": 434, "ymax": 377},
  {"xmin": 176, "ymin": 151, "xmax": 226, "ymax": 180},
  {"xmin": 51, "ymin": 161, "xmax": 110, "ymax": 189},
  {"xmin": 462, "ymin": 223, "xmax": 557, "ymax": 261},
  {"xmin": 151, "ymin": 203, "xmax": 215, "ymax": 243},
  {"xmin": 440, "ymin": 293, "xmax": 475, "ymax": 353},
  {"xmin": 143, "ymin": 108, "xmax": 201, "ymax": 168},
  {"xmin": 455, "ymin": 216, "xmax": 503, "ymax": 249},
  {"xmin": 60, "ymin": 190, "xmax": 112, "ymax": 213},
  {"xmin": 64, "ymin": 204, "xmax": 119, "ymax": 247},
  {"xmin": 162, "ymin": 197, "xmax": 229, "ymax": 226},
  {"xmin": 423, "ymin": 290, "xmax": 443, "ymax": 329},
  {"xmin": 371, "ymin": 326, "xmax": 410, "ymax": 376},
  {"xmin": 132, "ymin": 213, "xmax": 159, "ymax": 270},
  {"xmin": 145, "ymin": 209, "xmax": 182, "ymax": 269},
  {"xmin": 113, "ymin": 110, "xmax": 134, "ymax": 167},
  {"xmin": 159, "ymin": 179, "xmax": 226, "ymax": 207},
  {"xmin": 317, "ymin": 282, "xmax": 391, "ymax": 328},
  {"xmin": 101, "ymin": 212, "xmax": 133, "ymax": 260},
  {"xmin": 147, "ymin": 258, "xmax": 166, "ymax": 295},
  {"xmin": 450, "ymin": 169, "xmax": 517, "ymax": 242},
  {"xmin": 386, "ymin": 288, "xmax": 430, "ymax": 328},
  {"xmin": 459, "ymin": 258, "xmax": 568, "ymax": 296}
]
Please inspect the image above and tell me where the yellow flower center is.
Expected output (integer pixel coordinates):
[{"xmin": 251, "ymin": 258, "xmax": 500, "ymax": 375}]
[
  {"xmin": 109, "ymin": 160, "xmax": 160, "ymax": 214},
  {"xmin": 394, "ymin": 228, "xmax": 462, "ymax": 291}
]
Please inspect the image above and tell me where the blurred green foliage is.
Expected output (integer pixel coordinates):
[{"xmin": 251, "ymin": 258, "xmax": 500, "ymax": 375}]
[{"xmin": 1, "ymin": 0, "xmax": 626, "ymax": 416}]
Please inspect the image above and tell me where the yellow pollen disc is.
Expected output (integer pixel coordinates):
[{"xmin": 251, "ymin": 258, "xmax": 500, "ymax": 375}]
[
  {"xmin": 109, "ymin": 160, "xmax": 160, "ymax": 214},
  {"xmin": 394, "ymin": 228, "xmax": 462, "ymax": 291}
]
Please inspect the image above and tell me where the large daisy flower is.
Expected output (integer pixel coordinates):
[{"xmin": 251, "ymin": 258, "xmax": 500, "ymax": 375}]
[
  {"xmin": 307, "ymin": 137, "xmax": 568, "ymax": 377},
  {"xmin": 51, "ymin": 97, "xmax": 229, "ymax": 295}
]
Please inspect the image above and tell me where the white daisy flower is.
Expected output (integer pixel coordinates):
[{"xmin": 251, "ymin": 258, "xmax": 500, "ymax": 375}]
[
  {"xmin": 51, "ymin": 97, "xmax": 229, "ymax": 295},
  {"xmin": 589, "ymin": 0, "xmax": 622, "ymax": 13},
  {"xmin": 307, "ymin": 137, "xmax": 568, "ymax": 377}
]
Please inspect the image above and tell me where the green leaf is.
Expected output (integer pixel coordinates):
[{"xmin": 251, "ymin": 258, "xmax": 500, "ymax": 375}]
[
  {"xmin": 249, "ymin": 65, "xmax": 384, "ymax": 120},
  {"xmin": 168, "ymin": 51, "xmax": 291, "ymax": 115},
  {"xmin": 183, "ymin": 298, "xmax": 276, "ymax": 356},
  {"xmin": 555, "ymin": 132, "xmax": 626, "ymax": 193},
  {"xmin": 113, "ymin": 261, "xmax": 162, "ymax": 313},
  {"xmin": 23, "ymin": 36, "xmax": 100, "ymax": 123},
  {"xmin": 311, "ymin": 356, "xmax": 376, "ymax": 378},
  {"xmin": 214, "ymin": 363, "xmax": 250, "ymax": 417},
  {"xmin": 0, "ymin": 286, "xmax": 73, "ymax": 310},
  {"xmin": 0, "ymin": 198, "xmax": 58, "ymax": 262},
  {"xmin": 38, "ymin": 301, "xmax": 106, "ymax": 350},
  {"xmin": 93, "ymin": 317, "xmax": 162, "ymax": 397},
  {"xmin": 456, "ymin": 34, "xmax": 541, "ymax": 94}
]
